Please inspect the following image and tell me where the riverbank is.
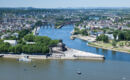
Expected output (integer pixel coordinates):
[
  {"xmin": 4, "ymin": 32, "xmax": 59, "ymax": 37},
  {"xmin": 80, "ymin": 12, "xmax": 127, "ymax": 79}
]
[
  {"xmin": 0, "ymin": 48, "xmax": 104, "ymax": 60},
  {"xmin": 70, "ymin": 34, "xmax": 96, "ymax": 42},
  {"xmin": 71, "ymin": 34, "xmax": 130, "ymax": 54},
  {"xmin": 88, "ymin": 42, "xmax": 130, "ymax": 54}
]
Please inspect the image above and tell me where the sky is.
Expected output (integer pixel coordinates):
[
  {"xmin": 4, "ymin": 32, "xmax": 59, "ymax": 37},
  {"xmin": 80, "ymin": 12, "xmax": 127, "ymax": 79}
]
[{"xmin": 0, "ymin": 0, "xmax": 130, "ymax": 8}]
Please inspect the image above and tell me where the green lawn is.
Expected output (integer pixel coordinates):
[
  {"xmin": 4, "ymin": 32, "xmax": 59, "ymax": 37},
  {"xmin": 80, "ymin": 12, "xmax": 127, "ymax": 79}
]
[{"xmin": 88, "ymin": 41, "xmax": 130, "ymax": 53}]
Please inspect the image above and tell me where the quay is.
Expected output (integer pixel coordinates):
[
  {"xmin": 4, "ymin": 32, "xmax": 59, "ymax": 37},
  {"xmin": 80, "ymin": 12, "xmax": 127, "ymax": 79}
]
[
  {"xmin": 0, "ymin": 48, "xmax": 104, "ymax": 60},
  {"xmin": 50, "ymin": 48, "xmax": 105, "ymax": 60},
  {"xmin": 0, "ymin": 40, "xmax": 104, "ymax": 60}
]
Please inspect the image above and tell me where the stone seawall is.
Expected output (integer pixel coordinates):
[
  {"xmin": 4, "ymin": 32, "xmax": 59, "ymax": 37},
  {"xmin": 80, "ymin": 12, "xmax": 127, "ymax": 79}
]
[{"xmin": 0, "ymin": 48, "xmax": 105, "ymax": 60}]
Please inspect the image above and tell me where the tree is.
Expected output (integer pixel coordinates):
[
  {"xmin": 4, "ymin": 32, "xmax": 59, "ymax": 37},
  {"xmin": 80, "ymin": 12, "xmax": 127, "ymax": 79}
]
[
  {"xmin": 9, "ymin": 46, "xmax": 15, "ymax": 53},
  {"xmin": 0, "ymin": 33, "xmax": 58, "ymax": 54},
  {"xmin": 22, "ymin": 45, "xmax": 28, "ymax": 53},
  {"xmin": 103, "ymin": 29, "xmax": 106, "ymax": 34},
  {"xmin": 96, "ymin": 34, "xmax": 109, "ymax": 43},
  {"xmin": 73, "ymin": 27, "xmax": 80, "ymax": 35},
  {"xmin": 113, "ymin": 31, "xmax": 118, "ymax": 40},
  {"xmin": 35, "ymin": 20, "xmax": 43, "ymax": 26},
  {"xmin": 73, "ymin": 28, "xmax": 88, "ymax": 36},
  {"xmin": 35, "ymin": 36, "xmax": 51, "ymax": 46},
  {"xmin": 0, "ymin": 42, "xmax": 11, "ymax": 53},
  {"xmin": 119, "ymin": 42, "xmax": 124, "ymax": 47},
  {"xmin": 118, "ymin": 32, "xmax": 125, "ymax": 41},
  {"xmin": 125, "ymin": 30, "xmax": 130, "ymax": 40},
  {"xmin": 24, "ymin": 34, "xmax": 35, "ymax": 42},
  {"xmin": 19, "ymin": 29, "xmax": 30, "ymax": 39},
  {"xmin": 112, "ymin": 40, "xmax": 117, "ymax": 47},
  {"xmin": 80, "ymin": 29, "xmax": 88, "ymax": 36},
  {"xmin": 49, "ymin": 40, "xmax": 59, "ymax": 46},
  {"xmin": 14, "ymin": 44, "xmax": 23, "ymax": 54},
  {"xmin": 42, "ymin": 46, "xmax": 49, "ymax": 54},
  {"xmin": 103, "ymin": 35, "xmax": 109, "ymax": 43}
]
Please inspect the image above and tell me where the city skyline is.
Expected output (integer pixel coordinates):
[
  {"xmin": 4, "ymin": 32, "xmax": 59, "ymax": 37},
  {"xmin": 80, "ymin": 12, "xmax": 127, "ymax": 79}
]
[{"xmin": 0, "ymin": 0, "xmax": 130, "ymax": 8}]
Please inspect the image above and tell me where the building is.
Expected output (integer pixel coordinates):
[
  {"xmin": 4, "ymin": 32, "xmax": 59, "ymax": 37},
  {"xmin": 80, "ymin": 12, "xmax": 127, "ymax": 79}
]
[
  {"xmin": 12, "ymin": 33, "xmax": 19, "ymax": 38},
  {"xmin": 105, "ymin": 34, "xmax": 114, "ymax": 40},
  {"xmin": 1, "ymin": 34, "xmax": 10, "ymax": 39},
  {"xmin": 26, "ymin": 42, "xmax": 36, "ymax": 45},
  {"xmin": 4, "ymin": 40, "xmax": 17, "ymax": 46}
]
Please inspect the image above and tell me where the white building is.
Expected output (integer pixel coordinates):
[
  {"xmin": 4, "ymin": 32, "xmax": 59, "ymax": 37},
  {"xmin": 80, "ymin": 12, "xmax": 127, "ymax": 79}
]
[
  {"xmin": 1, "ymin": 34, "xmax": 10, "ymax": 39},
  {"xmin": 105, "ymin": 34, "xmax": 114, "ymax": 40},
  {"xmin": 26, "ymin": 42, "xmax": 36, "ymax": 45},
  {"xmin": 4, "ymin": 40, "xmax": 17, "ymax": 46},
  {"xmin": 12, "ymin": 33, "xmax": 19, "ymax": 38}
]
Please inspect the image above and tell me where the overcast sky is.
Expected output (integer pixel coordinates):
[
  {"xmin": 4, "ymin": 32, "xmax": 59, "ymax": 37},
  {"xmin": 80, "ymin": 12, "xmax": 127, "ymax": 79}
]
[{"xmin": 0, "ymin": 0, "xmax": 130, "ymax": 8}]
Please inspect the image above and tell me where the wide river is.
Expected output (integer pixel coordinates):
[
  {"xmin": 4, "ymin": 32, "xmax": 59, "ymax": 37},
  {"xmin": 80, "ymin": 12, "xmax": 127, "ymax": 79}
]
[{"xmin": 0, "ymin": 25, "xmax": 130, "ymax": 80}]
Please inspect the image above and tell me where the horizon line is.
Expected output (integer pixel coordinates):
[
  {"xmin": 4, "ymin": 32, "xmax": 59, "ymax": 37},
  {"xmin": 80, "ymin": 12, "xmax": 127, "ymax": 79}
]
[{"xmin": 1, "ymin": 6, "xmax": 130, "ymax": 9}]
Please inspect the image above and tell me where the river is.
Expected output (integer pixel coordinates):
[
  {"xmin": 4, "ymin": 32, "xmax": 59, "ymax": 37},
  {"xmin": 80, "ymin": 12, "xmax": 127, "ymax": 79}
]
[{"xmin": 0, "ymin": 25, "xmax": 130, "ymax": 80}]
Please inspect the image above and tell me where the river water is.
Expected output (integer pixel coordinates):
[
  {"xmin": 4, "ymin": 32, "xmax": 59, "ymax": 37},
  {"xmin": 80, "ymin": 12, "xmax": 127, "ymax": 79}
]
[{"xmin": 0, "ymin": 25, "xmax": 130, "ymax": 80}]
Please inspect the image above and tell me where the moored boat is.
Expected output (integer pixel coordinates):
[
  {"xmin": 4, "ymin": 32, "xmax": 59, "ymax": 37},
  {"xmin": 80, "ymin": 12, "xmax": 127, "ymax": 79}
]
[{"xmin": 19, "ymin": 53, "xmax": 32, "ymax": 62}]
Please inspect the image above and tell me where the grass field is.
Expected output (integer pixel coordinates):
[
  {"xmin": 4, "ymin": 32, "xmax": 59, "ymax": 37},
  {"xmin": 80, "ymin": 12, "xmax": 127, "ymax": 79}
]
[{"xmin": 88, "ymin": 41, "xmax": 130, "ymax": 53}]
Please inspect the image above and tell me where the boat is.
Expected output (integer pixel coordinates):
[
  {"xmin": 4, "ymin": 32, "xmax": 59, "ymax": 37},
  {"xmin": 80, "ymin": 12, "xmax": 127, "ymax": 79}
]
[
  {"xmin": 19, "ymin": 56, "xmax": 32, "ymax": 62},
  {"xmin": 19, "ymin": 54, "xmax": 32, "ymax": 62},
  {"xmin": 0, "ymin": 55, "xmax": 4, "ymax": 58},
  {"xmin": 77, "ymin": 71, "xmax": 82, "ymax": 75}
]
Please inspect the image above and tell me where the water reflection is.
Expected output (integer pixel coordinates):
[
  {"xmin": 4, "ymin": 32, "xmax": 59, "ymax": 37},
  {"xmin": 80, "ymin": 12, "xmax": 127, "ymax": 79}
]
[
  {"xmin": 102, "ymin": 49, "xmax": 108, "ymax": 54},
  {"xmin": 112, "ymin": 51, "xmax": 116, "ymax": 54},
  {"xmin": 96, "ymin": 48, "xmax": 99, "ymax": 53}
]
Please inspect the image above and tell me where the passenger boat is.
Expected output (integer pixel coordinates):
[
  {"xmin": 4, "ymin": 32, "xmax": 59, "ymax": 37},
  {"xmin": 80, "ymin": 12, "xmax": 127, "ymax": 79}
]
[{"xmin": 19, "ymin": 53, "xmax": 31, "ymax": 62}]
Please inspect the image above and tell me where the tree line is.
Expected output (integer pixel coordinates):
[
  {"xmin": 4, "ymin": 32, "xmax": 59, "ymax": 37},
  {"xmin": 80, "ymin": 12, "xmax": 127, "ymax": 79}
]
[
  {"xmin": 0, "ymin": 30, "xmax": 59, "ymax": 55},
  {"xmin": 113, "ymin": 30, "xmax": 130, "ymax": 41},
  {"xmin": 73, "ymin": 27, "xmax": 88, "ymax": 36}
]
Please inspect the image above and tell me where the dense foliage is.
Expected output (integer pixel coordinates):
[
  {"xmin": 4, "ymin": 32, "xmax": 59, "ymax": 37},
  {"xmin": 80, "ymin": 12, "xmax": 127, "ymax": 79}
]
[
  {"xmin": 112, "ymin": 40, "xmax": 117, "ymax": 47},
  {"xmin": 24, "ymin": 34, "xmax": 35, "ymax": 42},
  {"xmin": 113, "ymin": 30, "xmax": 130, "ymax": 41},
  {"xmin": 35, "ymin": 21, "xmax": 43, "ymax": 27},
  {"xmin": 0, "ymin": 32, "xmax": 59, "ymax": 55},
  {"xmin": 96, "ymin": 34, "xmax": 109, "ymax": 43},
  {"xmin": 18, "ymin": 29, "xmax": 31, "ymax": 39},
  {"xmin": 73, "ymin": 27, "xmax": 88, "ymax": 36}
]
